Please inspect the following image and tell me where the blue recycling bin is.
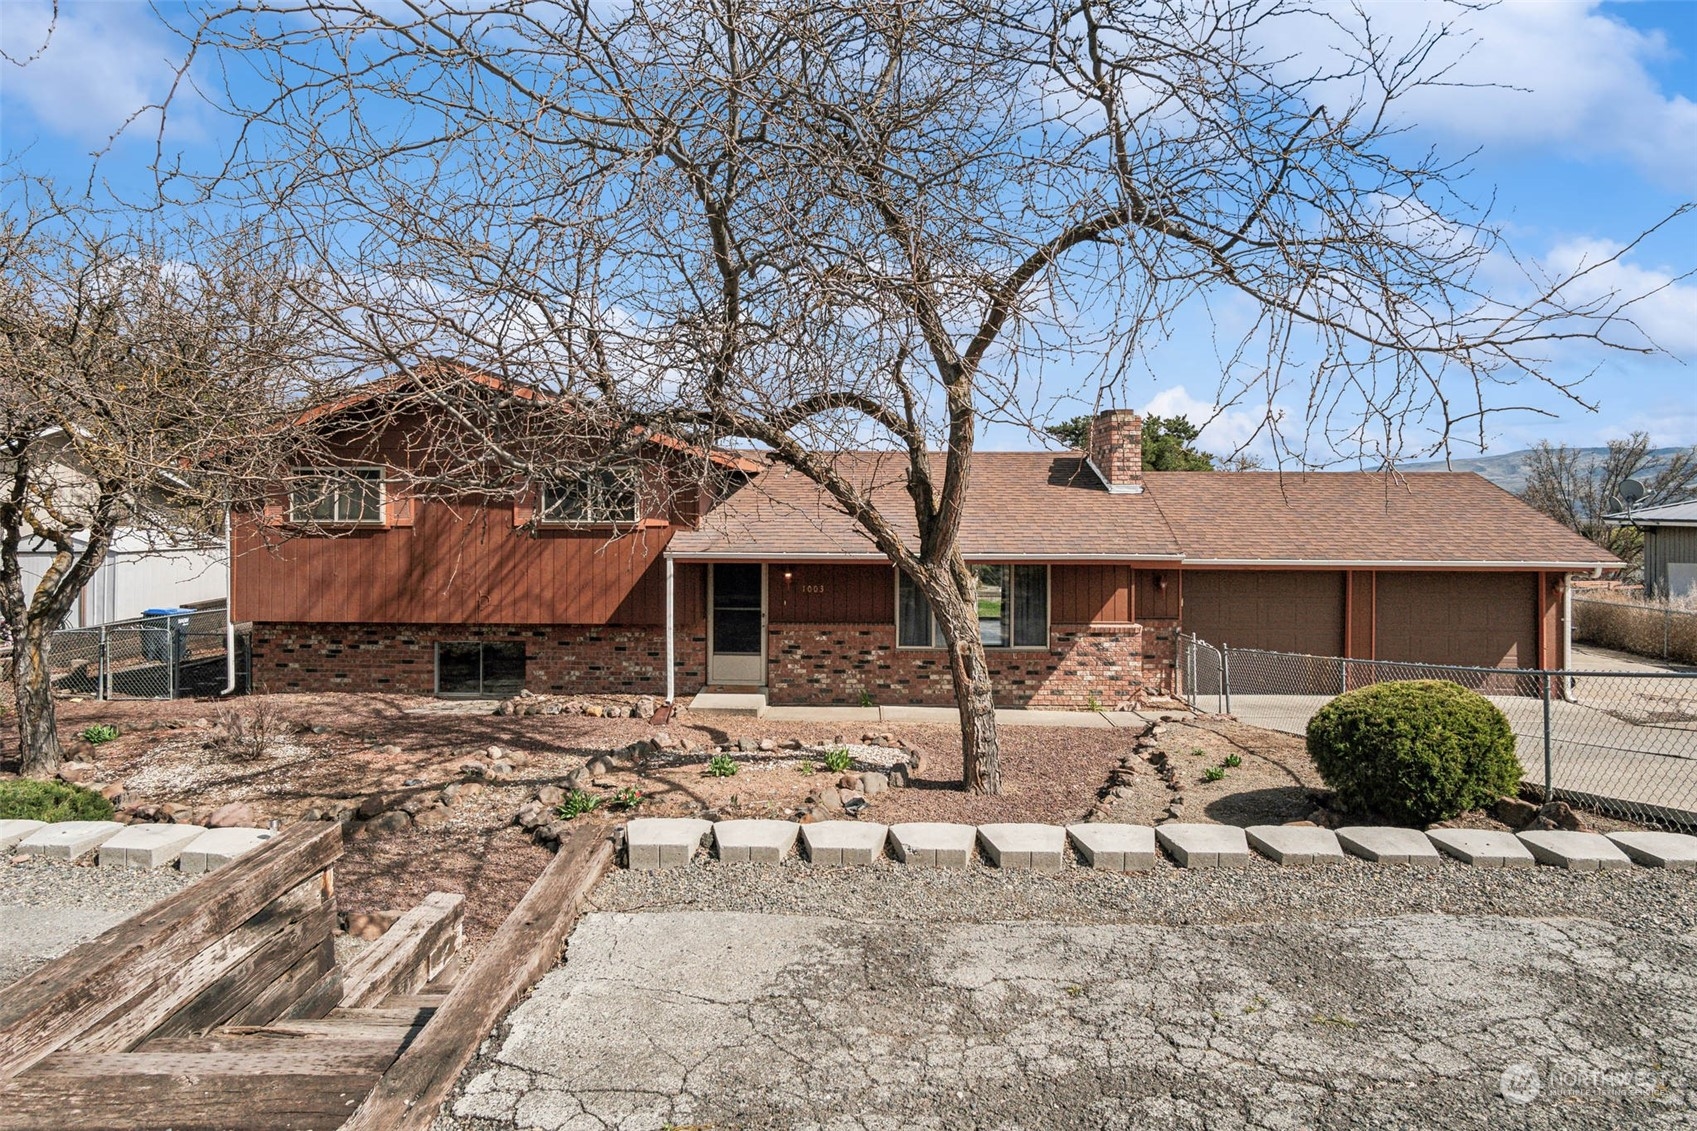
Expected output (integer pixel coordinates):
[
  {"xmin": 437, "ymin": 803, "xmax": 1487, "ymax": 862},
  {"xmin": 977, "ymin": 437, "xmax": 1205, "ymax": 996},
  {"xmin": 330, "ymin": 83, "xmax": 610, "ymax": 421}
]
[{"xmin": 141, "ymin": 608, "xmax": 195, "ymax": 663}]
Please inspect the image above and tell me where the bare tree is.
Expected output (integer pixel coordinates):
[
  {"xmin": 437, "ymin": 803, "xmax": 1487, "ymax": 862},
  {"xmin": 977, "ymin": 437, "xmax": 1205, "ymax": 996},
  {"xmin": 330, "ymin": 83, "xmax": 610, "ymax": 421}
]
[
  {"xmin": 176, "ymin": 0, "xmax": 1688, "ymax": 792},
  {"xmin": 1520, "ymin": 435, "xmax": 1697, "ymax": 577},
  {"xmin": 0, "ymin": 200, "xmax": 325, "ymax": 776}
]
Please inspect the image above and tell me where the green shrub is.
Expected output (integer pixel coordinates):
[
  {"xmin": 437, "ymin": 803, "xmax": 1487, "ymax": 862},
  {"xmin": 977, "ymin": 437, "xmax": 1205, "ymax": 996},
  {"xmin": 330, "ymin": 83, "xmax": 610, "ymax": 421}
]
[
  {"xmin": 706, "ymin": 753, "xmax": 739, "ymax": 777},
  {"xmin": 1306, "ymin": 680, "xmax": 1521, "ymax": 825},
  {"xmin": 0, "ymin": 779, "xmax": 115, "ymax": 822},
  {"xmin": 554, "ymin": 789, "xmax": 602, "ymax": 820},
  {"xmin": 80, "ymin": 724, "xmax": 120, "ymax": 745},
  {"xmin": 1202, "ymin": 765, "xmax": 1225, "ymax": 782},
  {"xmin": 822, "ymin": 747, "xmax": 853, "ymax": 774}
]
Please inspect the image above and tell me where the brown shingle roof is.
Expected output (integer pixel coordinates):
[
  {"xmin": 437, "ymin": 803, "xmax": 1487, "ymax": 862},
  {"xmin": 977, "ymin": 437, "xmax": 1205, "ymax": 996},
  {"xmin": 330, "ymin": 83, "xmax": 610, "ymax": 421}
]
[
  {"xmin": 669, "ymin": 451, "xmax": 1181, "ymax": 561},
  {"xmin": 1143, "ymin": 471, "xmax": 1618, "ymax": 567},
  {"xmin": 669, "ymin": 455, "xmax": 1619, "ymax": 569}
]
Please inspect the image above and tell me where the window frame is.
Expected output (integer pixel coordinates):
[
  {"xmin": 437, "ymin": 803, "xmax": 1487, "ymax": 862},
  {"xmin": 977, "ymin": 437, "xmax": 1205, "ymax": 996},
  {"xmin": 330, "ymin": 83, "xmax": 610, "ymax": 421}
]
[
  {"xmin": 433, "ymin": 640, "xmax": 527, "ymax": 697},
  {"xmin": 537, "ymin": 466, "xmax": 644, "ymax": 526},
  {"xmin": 288, "ymin": 465, "xmax": 386, "ymax": 527},
  {"xmin": 894, "ymin": 564, "xmax": 1050, "ymax": 651}
]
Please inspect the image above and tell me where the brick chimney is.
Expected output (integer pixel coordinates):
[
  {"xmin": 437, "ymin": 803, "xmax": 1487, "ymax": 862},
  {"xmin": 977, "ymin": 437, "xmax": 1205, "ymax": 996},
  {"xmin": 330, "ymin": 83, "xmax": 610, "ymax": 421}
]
[{"xmin": 1087, "ymin": 409, "xmax": 1144, "ymax": 494}]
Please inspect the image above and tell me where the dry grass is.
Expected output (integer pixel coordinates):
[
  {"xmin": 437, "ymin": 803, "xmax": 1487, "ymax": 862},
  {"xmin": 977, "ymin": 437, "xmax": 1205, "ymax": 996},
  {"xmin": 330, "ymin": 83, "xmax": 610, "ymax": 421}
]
[{"xmin": 1574, "ymin": 593, "xmax": 1697, "ymax": 665}]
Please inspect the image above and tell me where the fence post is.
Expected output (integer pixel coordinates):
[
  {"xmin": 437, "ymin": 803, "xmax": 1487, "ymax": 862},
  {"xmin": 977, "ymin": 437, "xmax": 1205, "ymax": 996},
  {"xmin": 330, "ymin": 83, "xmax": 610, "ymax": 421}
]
[
  {"xmin": 1541, "ymin": 670, "xmax": 1553, "ymax": 804},
  {"xmin": 98, "ymin": 625, "xmax": 108, "ymax": 702},
  {"xmin": 1340, "ymin": 656, "xmax": 1349, "ymax": 695},
  {"xmin": 1221, "ymin": 643, "xmax": 1232, "ymax": 717}
]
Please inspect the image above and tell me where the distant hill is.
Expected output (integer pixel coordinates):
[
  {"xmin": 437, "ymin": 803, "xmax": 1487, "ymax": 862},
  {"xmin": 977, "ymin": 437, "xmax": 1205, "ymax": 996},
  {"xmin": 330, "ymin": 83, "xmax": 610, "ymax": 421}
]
[{"xmin": 1404, "ymin": 447, "xmax": 1688, "ymax": 495}]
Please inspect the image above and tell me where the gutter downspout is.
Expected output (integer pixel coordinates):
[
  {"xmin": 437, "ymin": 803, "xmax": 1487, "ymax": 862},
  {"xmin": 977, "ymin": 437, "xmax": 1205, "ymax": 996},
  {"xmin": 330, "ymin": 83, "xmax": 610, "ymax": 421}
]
[
  {"xmin": 664, "ymin": 556, "xmax": 675, "ymax": 705},
  {"xmin": 221, "ymin": 504, "xmax": 237, "ymax": 695}
]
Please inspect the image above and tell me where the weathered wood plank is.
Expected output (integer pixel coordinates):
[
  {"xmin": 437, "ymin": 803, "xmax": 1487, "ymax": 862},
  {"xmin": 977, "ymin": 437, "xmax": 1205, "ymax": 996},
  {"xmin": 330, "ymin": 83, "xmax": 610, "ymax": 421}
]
[
  {"xmin": 224, "ymin": 936, "xmax": 337, "ymax": 1028},
  {"xmin": 145, "ymin": 902, "xmax": 335, "ymax": 1039},
  {"xmin": 338, "ymin": 892, "xmax": 463, "ymax": 1009},
  {"xmin": 62, "ymin": 876, "xmax": 330, "ymax": 1055},
  {"xmin": 0, "ymin": 1060, "xmax": 378, "ymax": 1131},
  {"xmin": 342, "ymin": 826, "xmax": 614, "ymax": 1131},
  {"xmin": 0, "ymin": 822, "xmax": 342, "ymax": 1082},
  {"xmin": 277, "ymin": 963, "xmax": 346, "ymax": 1022}
]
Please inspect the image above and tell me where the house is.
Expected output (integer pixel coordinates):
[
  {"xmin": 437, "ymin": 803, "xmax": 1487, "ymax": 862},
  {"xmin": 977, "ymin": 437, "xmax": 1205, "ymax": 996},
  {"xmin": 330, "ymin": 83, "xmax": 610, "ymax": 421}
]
[
  {"xmin": 233, "ymin": 399, "xmax": 1618, "ymax": 705},
  {"xmin": 18, "ymin": 531, "xmax": 225, "ymax": 629},
  {"xmin": 1607, "ymin": 498, "xmax": 1697, "ymax": 600}
]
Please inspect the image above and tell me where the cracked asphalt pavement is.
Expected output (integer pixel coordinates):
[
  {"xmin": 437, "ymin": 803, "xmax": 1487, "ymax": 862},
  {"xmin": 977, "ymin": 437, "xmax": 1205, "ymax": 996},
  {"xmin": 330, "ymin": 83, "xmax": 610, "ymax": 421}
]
[{"xmin": 439, "ymin": 860, "xmax": 1697, "ymax": 1130}]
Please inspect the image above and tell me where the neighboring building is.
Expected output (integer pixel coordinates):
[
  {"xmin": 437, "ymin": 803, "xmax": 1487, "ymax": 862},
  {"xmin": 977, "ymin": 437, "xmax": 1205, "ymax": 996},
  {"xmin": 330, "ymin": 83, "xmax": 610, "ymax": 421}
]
[
  {"xmin": 18, "ymin": 531, "xmax": 226, "ymax": 629},
  {"xmin": 1609, "ymin": 498, "xmax": 1697, "ymax": 599},
  {"xmin": 234, "ymin": 393, "xmax": 1618, "ymax": 705}
]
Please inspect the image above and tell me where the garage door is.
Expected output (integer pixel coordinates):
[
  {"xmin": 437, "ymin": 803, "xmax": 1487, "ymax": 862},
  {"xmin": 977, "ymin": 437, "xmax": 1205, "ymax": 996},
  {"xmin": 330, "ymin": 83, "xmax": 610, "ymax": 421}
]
[
  {"xmin": 1375, "ymin": 572, "xmax": 1538, "ymax": 669},
  {"xmin": 1181, "ymin": 571, "xmax": 1345, "ymax": 654}
]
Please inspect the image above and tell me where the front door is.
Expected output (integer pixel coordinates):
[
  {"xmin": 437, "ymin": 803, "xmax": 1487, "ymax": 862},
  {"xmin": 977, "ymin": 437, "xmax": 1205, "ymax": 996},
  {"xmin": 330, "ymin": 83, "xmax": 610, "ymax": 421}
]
[{"xmin": 709, "ymin": 563, "xmax": 766, "ymax": 685}]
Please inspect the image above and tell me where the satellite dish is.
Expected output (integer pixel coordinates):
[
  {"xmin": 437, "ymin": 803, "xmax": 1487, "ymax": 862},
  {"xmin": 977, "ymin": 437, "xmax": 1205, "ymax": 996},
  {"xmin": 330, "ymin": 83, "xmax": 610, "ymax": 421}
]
[{"xmin": 1619, "ymin": 477, "xmax": 1648, "ymax": 507}]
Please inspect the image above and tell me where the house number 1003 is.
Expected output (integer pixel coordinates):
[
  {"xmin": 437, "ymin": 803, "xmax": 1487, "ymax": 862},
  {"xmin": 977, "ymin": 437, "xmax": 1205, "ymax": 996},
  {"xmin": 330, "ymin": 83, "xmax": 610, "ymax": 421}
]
[{"xmin": 800, "ymin": 584, "xmax": 826, "ymax": 594}]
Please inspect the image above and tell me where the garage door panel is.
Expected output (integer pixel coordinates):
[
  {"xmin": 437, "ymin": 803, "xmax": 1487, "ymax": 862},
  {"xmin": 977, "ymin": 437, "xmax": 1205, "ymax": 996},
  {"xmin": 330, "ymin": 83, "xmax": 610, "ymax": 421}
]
[
  {"xmin": 1181, "ymin": 571, "xmax": 1345, "ymax": 655},
  {"xmin": 1376, "ymin": 573, "xmax": 1538, "ymax": 669}
]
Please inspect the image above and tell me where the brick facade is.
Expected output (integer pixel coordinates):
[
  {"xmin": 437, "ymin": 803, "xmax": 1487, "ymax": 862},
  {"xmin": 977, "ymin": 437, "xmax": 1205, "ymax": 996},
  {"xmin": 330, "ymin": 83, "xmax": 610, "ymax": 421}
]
[
  {"xmin": 765, "ymin": 622, "xmax": 1165, "ymax": 708},
  {"xmin": 249, "ymin": 622, "xmax": 706, "ymax": 695}
]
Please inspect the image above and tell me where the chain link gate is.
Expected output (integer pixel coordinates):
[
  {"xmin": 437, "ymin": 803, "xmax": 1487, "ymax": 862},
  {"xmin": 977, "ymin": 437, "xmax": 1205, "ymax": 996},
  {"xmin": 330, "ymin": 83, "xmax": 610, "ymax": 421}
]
[
  {"xmin": 42, "ymin": 607, "xmax": 232, "ymax": 700},
  {"xmin": 1178, "ymin": 634, "xmax": 1697, "ymax": 829}
]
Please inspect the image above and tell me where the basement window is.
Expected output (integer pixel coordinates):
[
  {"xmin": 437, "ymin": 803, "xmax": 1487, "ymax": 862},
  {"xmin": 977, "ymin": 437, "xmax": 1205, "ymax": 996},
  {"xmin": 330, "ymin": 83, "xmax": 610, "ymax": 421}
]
[
  {"xmin": 436, "ymin": 642, "xmax": 526, "ymax": 697},
  {"xmin": 897, "ymin": 565, "xmax": 1049, "ymax": 649}
]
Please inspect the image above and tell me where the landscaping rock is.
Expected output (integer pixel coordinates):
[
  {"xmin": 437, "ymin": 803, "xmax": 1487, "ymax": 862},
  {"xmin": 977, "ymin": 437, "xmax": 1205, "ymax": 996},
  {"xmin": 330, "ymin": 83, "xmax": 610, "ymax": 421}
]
[
  {"xmin": 412, "ymin": 805, "xmax": 451, "ymax": 830},
  {"xmin": 367, "ymin": 810, "xmax": 413, "ymax": 835},
  {"xmin": 344, "ymin": 910, "xmax": 401, "ymax": 940},
  {"xmin": 886, "ymin": 765, "xmax": 910, "ymax": 788},
  {"xmin": 356, "ymin": 794, "xmax": 389, "ymax": 820},
  {"xmin": 206, "ymin": 802, "xmax": 258, "ymax": 829},
  {"xmin": 626, "ymin": 817, "xmax": 713, "ymax": 869},
  {"xmin": 800, "ymin": 821, "xmax": 888, "ymax": 865},
  {"xmin": 887, "ymin": 822, "xmax": 976, "ymax": 868},
  {"xmin": 505, "ymin": 750, "xmax": 531, "ymax": 769},
  {"xmin": 536, "ymin": 785, "xmax": 566, "ymax": 808},
  {"xmin": 56, "ymin": 762, "xmax": 98, "ymax": 784},
  {"xmin": 1493, "ymin": 796, "xmax": 1539, "ymax": 827},
  {"xmin": 1536, "ymin": 800, "xmax": 1587, "ymax": 832},
  {"xmin": 837, "ymin": 773, "xmax": 862, "ymax": 790},
  {"xmin": 860, "ymin": 771, "xmax": 888, "ymax": 796},
  {"xmin": 714, "ymin": 819, "xmax": 801, "ymax": 863},
  {"xmin": 634, "ymin": 696, "xmax": 657, "ymax": 720},
  {"xmin": 460, "ymin": 761, "xmax": 488, "ymax": 779},
  {"xmin": 584, "ymin": 704, "xmax": 604, "ymax": 718}
]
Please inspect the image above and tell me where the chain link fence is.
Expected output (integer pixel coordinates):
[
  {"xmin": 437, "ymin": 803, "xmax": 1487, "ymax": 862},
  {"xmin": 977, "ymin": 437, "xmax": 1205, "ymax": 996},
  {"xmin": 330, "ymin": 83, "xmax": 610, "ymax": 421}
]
[
  {"xmin": 1178, "ymin": 634, "xmax": 1697, "ymax": 829},
  {"xmin": 31, "ymin": 608, "xmax": 233, "ymax": 700}
]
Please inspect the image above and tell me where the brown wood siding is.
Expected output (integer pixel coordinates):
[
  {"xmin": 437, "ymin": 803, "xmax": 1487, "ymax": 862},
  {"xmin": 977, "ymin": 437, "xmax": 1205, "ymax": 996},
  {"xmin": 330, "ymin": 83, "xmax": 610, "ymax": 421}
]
[
  {"xmin": 767, "ymin": 563, "xmax": 893, "ymax": 624},
  {"xmin": 1346, "ymin": 570, "xmax": 1376, "ymax": 659},
  {"xmin": 1180, "ymin": 570, "xmax": 1346, "ymax": 655},
  {"xmin": 234, "ymin": 503, "xmax": 675, "ymax": 626},
  {"xmin": 1134, "ymin": 568, "xmax": 1180, "ymax": 622},
  {"xmin": 1051, "ymin": 565, "xmax": 1132, "ymax": 624},
  {"xmin": 1374, "ymin": 571, "xmax": 1539, "ymax": 669}
]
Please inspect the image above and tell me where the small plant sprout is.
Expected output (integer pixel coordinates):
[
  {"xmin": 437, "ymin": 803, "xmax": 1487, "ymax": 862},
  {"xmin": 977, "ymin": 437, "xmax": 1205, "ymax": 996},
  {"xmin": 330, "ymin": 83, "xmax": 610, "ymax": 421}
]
[
  {"xmin": 822, "ymin": 747, "xmax": 853, "ymax": 774},
  {"xmin": 80, "ymin": 724, "xmax": 119, "ymax": 745},
  {"xmin": 857, "ymin": 690, "xmax": 875, "ymax": 709},
  {"xmin": 1085, "ymin": 693, "xmax": 1102, "ymax": 712},
  {"xmin": 610, "ymin": 786, "xmax": 645, "ymax": 811},
  {"xmin": 1223, "ymin": 753, "xmax": 1243, "ymax": 768},
  {"xmin": 706, "ymin": 753, "xmax": 739, "ymax": 777},
  {"xmin": 1191, "ymin": 746, "xmax": 1207, "ymax": 757},
  {"xmin": 1203, "ymin": 766, "xmax": 1226, "ymax": 783},
  {"xmin": 796, "ymin": 760, "xmax": 817, "ymax": 775},
  {"xmin": 555, "ymin": 790, "xmax": 602, "ymax": 820}
]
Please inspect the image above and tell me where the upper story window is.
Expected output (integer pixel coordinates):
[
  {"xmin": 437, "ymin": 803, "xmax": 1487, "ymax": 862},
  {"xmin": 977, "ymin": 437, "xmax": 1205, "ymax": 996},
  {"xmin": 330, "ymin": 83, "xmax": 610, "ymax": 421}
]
[
  {"xmin": 289, "ymin": 467, "xmax": 384, "ymax": 525},
  {"xmin": 897, "ymin": 564, "xmax": 1049, "ymax": 649},
  {"xmin": 539, "ymin": 467, "xmax": 642, "ymax": 525}
]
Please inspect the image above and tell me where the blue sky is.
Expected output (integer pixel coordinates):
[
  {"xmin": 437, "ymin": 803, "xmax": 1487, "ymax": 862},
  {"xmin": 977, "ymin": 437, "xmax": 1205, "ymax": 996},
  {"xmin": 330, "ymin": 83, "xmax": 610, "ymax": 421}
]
[{"xmin": 2, "ymin": 0, "xmax": 1694, "ymax": 461}]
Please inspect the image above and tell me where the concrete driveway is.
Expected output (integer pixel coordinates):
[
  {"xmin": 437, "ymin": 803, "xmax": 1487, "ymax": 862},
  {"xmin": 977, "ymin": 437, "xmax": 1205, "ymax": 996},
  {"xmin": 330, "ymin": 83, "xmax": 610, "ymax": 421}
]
[{"xmin": 443, "ymin": 862, "xmax": 1697, "ymax": 1130}]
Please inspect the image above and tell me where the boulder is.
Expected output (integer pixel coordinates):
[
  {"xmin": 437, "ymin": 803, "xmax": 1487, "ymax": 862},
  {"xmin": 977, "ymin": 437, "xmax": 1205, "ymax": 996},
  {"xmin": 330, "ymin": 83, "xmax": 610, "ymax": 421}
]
[
  {"xmin": 860, "ymin": 771, "xmax": 888, "ymax": 796},
  {"xmin": 56, "ymin": 762, "xmax": 98, "ymax": 784},
  {"xmin": 488, "ymin": 761, "xmax": 516, "ymax": 779},
  {"xmin": 536, "ymin": 785, "xmax": 566, "ymax": 808},
  {"xmin": 367, "ymin": 810, "xmax": 412, "ymax": 835},
  {"xmin": 460, "ymin": 761, "xmax": 489, "ymax": 779},
  {"xmin": 1493, "ymin": 796, "xmax": 1539, "ymax": 828},
  {"xmin": 412, "ymin": 805, "xmax": 450, "ymax": 830},
  {"xmin": 605, "ymin": 706, "xmax": 626, "ymax": 719},
  {"xmin": 356, "ymin": 793, "xmax": 390, "ymax": 820},
  {"xmin": 1537, "ymin": 800, "xmax": 1587, "ymax": 832},
  {"xmin": 653, "ymin": 730, "xmax": 678, "ymax": 750},
  {"xmin": 207, "ymin": 801, "xmax": 258, "ymax": 829},
  {"xmin": 837, "ymin": 773, "xmax": 862, "ymax": 791},
  {"xmin": 887, "ymin": 765, "xmax": 911, "ymax": 788},
  {"xmin": 583, "ymin": 704, "xmax": 604, "ymax": 718},
  {"xmin": 758, "ymin": 737, "xmax": 777, "ymax": 752},
  {"xmin": 634, "ymin": 696, "xmax": 657, "ymax": 720}
]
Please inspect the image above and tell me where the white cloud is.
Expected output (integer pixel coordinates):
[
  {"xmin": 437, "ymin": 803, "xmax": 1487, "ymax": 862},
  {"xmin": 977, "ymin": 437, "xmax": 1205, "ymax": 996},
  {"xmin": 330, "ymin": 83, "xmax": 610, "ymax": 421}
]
[
  {"xmin": 0, "ymin": 0, "xmax": 185, "ymax": 144},
  {"xmin": 1295, "ymin": 1, "xmax": 1697, "ymax": 191},
  {"xmin": 1539, "ymin": 236, "xmax": 1697, "ymax": 356},
  {"xmin": 1141, "ymin": 384, "xmax": 1276, "ymax": 458}
]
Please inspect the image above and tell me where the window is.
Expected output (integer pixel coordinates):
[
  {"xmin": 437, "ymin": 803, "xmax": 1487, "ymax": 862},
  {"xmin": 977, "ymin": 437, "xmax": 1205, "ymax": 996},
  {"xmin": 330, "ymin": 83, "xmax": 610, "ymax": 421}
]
[
  {"xmin": 897, "ymin": 565, "xmax": 1048, "ymax": 649},
  {"xmin": 289, "ymin": 467, "xmax": 384, "ymax": 525},
  {"xmin": 436, "ymin": 641, "xmax": 526, "ymax": 696},
  {"xmin": 539, "ymin": 468, "xmax": 642, "ymax": 524}
]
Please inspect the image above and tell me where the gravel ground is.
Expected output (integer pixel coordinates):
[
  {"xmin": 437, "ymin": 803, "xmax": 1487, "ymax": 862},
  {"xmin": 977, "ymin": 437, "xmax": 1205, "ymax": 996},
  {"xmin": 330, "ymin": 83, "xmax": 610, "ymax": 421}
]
[
  {"xmin": 435, "ymin": 857, "xmax": 1697, "ymax": 1131},
  {"xmin": 0, "ymin": 855, "xmax": 194, "ymax": 988}
]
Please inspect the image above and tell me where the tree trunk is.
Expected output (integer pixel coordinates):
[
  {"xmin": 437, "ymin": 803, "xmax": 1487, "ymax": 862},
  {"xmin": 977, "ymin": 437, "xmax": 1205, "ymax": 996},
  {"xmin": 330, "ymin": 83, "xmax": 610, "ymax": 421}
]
[
  {"xmin": 923, "ymin": 565, "xmax": 1001, "ymax": 795},
  {"xmin": 13, "ymin": 622, "xmax": 64, "ymax": 779}
]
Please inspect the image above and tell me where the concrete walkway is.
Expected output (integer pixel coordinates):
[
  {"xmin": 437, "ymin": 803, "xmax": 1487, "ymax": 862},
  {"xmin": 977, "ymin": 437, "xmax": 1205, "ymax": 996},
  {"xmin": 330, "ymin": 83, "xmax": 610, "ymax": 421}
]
[{"xmin": 748, "ymin": 703, "xmax": 1166, "ymax": 728}]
